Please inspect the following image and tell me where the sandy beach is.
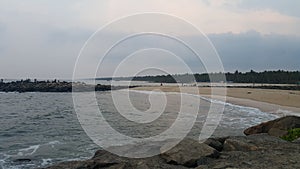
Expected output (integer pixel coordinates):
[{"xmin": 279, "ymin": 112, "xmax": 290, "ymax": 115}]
[{"xmin": 133, "ymin": 86, "xmax": 300, "ymax": 115}]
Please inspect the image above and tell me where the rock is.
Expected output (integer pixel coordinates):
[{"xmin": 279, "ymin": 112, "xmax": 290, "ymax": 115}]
[
  {"xmin": 44, "ymin": 150, "xmax": 126, "ymax": 169},
  {"xmin": 43, "ymin": 159, "xmax": 125, "ymax": 169},
  {"xmin": 107, "ymin": 163, "xmax": 127, "ymax": 169},
  {"xmin": 131, "ymin": 161, "xmax": 150, "ymax": 169},
  {"xmin": 0, "ymin": 80, "xmax": 135, "ymax": 92},
  {"xmin": 211, "ymin": 162, "xmax": 235, "ymax": 169},
  {"xmin": 195, "ymin": 165, "xmax": 209, "ymax": 169},
  {"xmin": 292, "ymin": 137, "xmax": 300, "ymax": 143},
  {"xmin": 223, "ymin": 137, "xmax": 259, "ymax": 151},
  {"xmin": 244, "ymin": 116, "xmax": 300, "ymax": 137},
  {"xmin": 43, "ymin": 161, "xmax": 84, "ymax": 169},
  {"xmin": 44, "ymin": 134, "xmax": 300, "ymax": 169},
  {"xmin": 223, "ymin": 134, "xmax": 287, "ymax": 152},
  {"xmin": 160, "ymin": 139, "xmax": 219, "ymax": 167},
  {"xmin": 268, "ymin": 128, "xmax": 288, "ymax": 137},
  {"xmin": 92, "ymin": 150, "xmax": 125, "ymax": 164},
  {"xmin": 13, "ymin": 158, "xmax": 32, "ymax": 162},
  {"xmin": 204, "ymin": 138, "xmax": 224, "ymax": 151}
]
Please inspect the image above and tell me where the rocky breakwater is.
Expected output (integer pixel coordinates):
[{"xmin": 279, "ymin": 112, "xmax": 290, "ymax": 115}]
[
  {"xmin": 43, "ymin": 116, "xmax": 300, "ymax": 169},
  {"xmin": 0, "ymin": 80, "xmax": 136, "ymax": 92}
]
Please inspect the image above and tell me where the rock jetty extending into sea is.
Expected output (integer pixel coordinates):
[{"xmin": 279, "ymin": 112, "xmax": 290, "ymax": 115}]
[
  {"xmin": 0, "ymin": 80, "xmax": 136, "ymax": 92},
  {"xmin": 43, "ymin": 116, "xmax": 300, "ymax": 169}
]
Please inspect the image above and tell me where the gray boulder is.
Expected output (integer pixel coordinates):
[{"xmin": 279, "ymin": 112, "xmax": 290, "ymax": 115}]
[
  {"xmin": 160, "ymin": 139, "xmax": 219, "ymax": 167},
  {"xmin": 292, "ymin": 137, "xmax": 300, "ymax": 143},
  {"xmin": 204, "ymin": 138, "xmax": 225, "ymax": 151},
  {"xmin": 224, "ymin": 134, "xmax": 287, "ymax": 151},
  {"xmin": 244, "ymin": 116, "xmax": 300, "ymax": 137}
]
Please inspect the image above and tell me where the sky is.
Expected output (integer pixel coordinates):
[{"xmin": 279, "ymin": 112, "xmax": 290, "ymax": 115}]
[{"xmin": 0, "ymin": 0, "xmax": 299, "ymax": 79}]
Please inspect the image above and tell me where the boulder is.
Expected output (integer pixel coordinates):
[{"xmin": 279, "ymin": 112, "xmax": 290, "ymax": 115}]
[
  {"xmin": 160, "ymin": 139, "xmax": 219, "ymax": 167},
  {"xmin": 223, "ymin": 138, "xmax": 259, "ymax": 151},
  {"xmin": 244, "ymin": 116, "xmax": 300, "ymax": 137},
  {"xmin": 223, "ymin": 134, "xmax": 287, "ymax": 151},
  {"xmin": 292, "ymin": 137, "xmax": 300, "ymax": 143},
  {"xmin": 268, "ymin": 128, "xmax": 288, "ymax": 137},
  {"xmin": 92, "ymin": 150, "xmax": 125, "ymax": 164},
  {"xmin": 42, "ymin": 160, "xmax": 123, "ymax": 169},
  {"xmin": 44, "ymin": 134, "xmax": 300, "ymax": 169},
  {"xmin": 13, "ymin": 158, "xmax": 32, "ymax": 163},
  {"xmin": 204, "ymin": 138, "xmax": 224, "ymax": 151}
]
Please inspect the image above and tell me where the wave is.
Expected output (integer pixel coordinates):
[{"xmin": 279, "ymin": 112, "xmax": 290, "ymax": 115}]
[
  {"xmin": 0, "ymin": 140, "xmax": 64, "ymax": 169},
  {"xmin": 127, "ymin": 89, "xmax": 272, "ymax": 111},
  {"xmin": 110, "ymin": 89, "xmax": 283, "ymax": 129}
]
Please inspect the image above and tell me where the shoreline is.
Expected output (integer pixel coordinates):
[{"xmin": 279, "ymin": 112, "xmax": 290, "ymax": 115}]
[
  {"xmin": 204, "ymin": 95, "xmax": 300, "ymax": 116},
  {"xmin": 133, "ymin": 86, "xmax": 300, "ymax": 115}
]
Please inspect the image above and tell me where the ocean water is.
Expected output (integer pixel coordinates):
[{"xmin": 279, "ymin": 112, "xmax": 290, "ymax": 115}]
[{"xmin": 0, "ymin": 90, "xmax": 279, "ymax": 169}]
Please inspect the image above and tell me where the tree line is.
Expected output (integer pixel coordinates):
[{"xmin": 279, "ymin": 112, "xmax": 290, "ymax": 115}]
[{"xmin": 130, "ymin": 70, "xmax": 300, "ymax": 84}]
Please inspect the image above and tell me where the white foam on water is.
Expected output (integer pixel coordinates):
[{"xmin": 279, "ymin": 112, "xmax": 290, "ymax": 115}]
[
  {"xmin": 65, "ymin": 156, "xmax": 91, "ymax": 162},
  {"xmin": 0, "ymin": 140, "xmax": 65, "ymax": 169},
  {"xmin": 128, "ymin": 89, "xmax": 280, "ymax": 126},
  {"xmin": 17, "ymin": 145, "xmax": 40, "ymax": 156},
  {"xmin": 46, "ymin": 141, "xmax": 61, "ymax": 145},
  {"xmin": 129, "ymin": 89, "xmax": 300, "ymax": 117},
  {"xmin": 16, "ymin": 140, "xmax": 62, "ymax": 156},
  {"xmin": 129, "ymin": 89, "xmax": 261, "ymax": 110},
  {"xmin": 46, "ymin": 140, "xmax": 63, "ymax": 148},
  {"xmin": 41, "ymin": 158, "xmax": 52, "ymax": 166},
  {"xmin": 274, "ymin": 109, "xmax": 300, "ymax": 117},
  {"xmin": 0, "ymin": 152, "xmax": 13, "ymax": 169},
  {"xmin": 135, "ymin": 89, "xmax": 263, "ymax": 108}
]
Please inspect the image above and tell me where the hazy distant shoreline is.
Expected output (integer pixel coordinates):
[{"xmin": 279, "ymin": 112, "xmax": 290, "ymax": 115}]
[{"xmin": 1, "ymin": 79, "xmax": 300, "ymax": 93}]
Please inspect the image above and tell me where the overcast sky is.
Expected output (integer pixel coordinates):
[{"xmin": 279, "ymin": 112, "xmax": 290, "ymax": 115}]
[{"xmin": 0, "ymin": 0, "xmax": 299, "ymax": 79}]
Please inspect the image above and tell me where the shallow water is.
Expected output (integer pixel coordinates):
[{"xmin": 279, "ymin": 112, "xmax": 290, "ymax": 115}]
[{"xmin": 0, "ymin": 90, "xmax": 278, "ymax": 168}]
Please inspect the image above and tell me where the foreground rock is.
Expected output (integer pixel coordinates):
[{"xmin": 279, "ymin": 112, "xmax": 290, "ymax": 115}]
[
  {"xmin": 43, "ymin": 134, "xmax": 300, "ymax": 169},
  {"xmin": 244, "ymin": 116, "xmax": 300, "ymax": 137},
  {"xmin": 160, "ymin": 139, "xmax": 219, "ymax": 167}
]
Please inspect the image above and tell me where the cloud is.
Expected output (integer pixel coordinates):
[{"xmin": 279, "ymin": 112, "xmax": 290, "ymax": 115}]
[
  {"xmin": 238, "ymin": 0, "xmax": 300, "ymax": 18},
  {"xmin": 0, "ymin": 1, "xmax": 299, "ymax": 78},
  {"xmin": 1, "ymin": 0, "xmax": 295, "ymax": 35},
  {"xmin": 74, "ymin": 30, "xmax": 300, "ymax": 78},
  {"xmin": 0, "ymin": 25, "xmax": 90, "ymax": 79},
  {"xmin": 68, "ymin": 0, "xmax": 300, "ymax": 35},
  {"xmin": 209, "ymin": 31, "xmax": 300, "ymax": 72}
]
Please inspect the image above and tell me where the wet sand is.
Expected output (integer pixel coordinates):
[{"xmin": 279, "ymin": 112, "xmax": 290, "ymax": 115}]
[{"xmin": 133, "ymin": 86, "xmax": 300, "ymax": 114}]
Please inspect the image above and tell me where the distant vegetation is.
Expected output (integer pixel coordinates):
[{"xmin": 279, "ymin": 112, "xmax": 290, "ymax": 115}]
[
  {"xmin": 133, "ymin": 70, "xmax": 300, "ymax": 84},
  {"xmin": 96, "ymin": 70, "xmax": 300, "ymax": 84},
  {"xmin": 225, "ymin": 70, "xmax": 300, "ymax": 84}
]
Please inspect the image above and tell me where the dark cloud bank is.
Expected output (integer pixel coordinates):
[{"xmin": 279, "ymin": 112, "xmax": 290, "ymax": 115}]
[{"xmin": 208, "ymin": 31, "xmax": 300, "ymax": 72}]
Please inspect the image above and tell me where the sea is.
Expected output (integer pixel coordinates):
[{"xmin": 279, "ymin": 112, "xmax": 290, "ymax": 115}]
[{"xmin": 0, "ymin": 81, "xmax": 286, "ymax": 169}]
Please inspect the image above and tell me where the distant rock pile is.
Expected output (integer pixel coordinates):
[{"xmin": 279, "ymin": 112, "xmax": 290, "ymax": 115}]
[
  {"xmin": 0, "ymin": 80, "xmax": 136, "ymax": 92},
  {"xmin": 43, "ymin": 116, "xmax": 300, "ymax": 169}
]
